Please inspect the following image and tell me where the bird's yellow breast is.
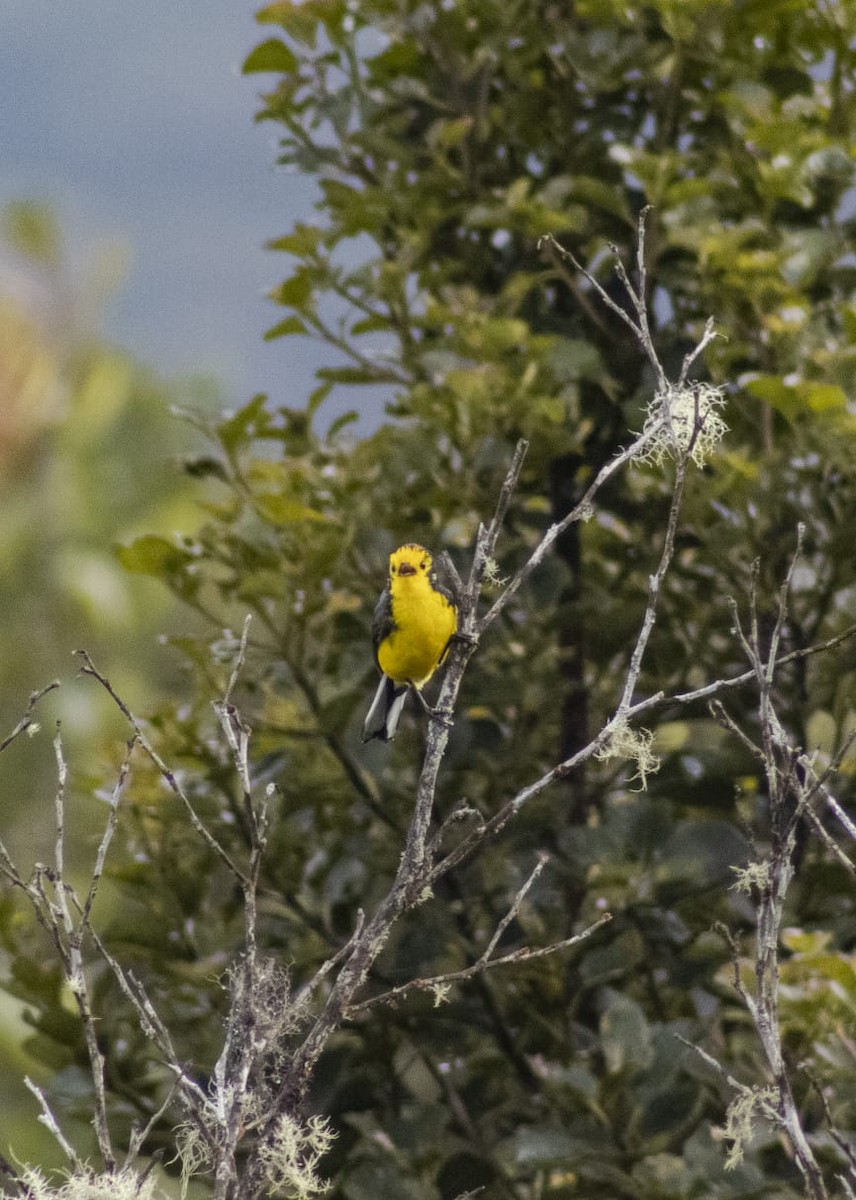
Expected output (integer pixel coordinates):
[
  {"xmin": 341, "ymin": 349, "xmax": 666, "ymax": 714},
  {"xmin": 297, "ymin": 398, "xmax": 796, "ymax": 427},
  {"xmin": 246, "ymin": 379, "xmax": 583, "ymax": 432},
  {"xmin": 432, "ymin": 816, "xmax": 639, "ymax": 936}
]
[{"xmin": 378, "ymin": 572, "xmax": 457, "ymax": 687}]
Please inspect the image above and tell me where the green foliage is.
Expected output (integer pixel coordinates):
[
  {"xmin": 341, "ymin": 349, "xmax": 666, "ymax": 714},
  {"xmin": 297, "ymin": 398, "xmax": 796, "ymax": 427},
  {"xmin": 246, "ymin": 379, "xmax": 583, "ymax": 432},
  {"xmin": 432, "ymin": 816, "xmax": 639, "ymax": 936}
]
[
  {"xmin": 0, "ymin": 204, "xmax": 203, "ymax": 1171},
  {"xmin": 0, "ymin": 203, "xmax": 200, "ymax": 756},
  {"xmin": 4, "ymin": 2, "xmax": 856, "ymax": 1197}
]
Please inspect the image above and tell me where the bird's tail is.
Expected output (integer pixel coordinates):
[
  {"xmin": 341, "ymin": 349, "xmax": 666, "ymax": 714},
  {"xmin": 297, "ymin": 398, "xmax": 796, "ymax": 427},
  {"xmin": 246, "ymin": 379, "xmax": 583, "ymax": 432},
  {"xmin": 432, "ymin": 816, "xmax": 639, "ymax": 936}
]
[{"xmin": 361, "ymin": 675, "xmax": 408, "ymax": 743}]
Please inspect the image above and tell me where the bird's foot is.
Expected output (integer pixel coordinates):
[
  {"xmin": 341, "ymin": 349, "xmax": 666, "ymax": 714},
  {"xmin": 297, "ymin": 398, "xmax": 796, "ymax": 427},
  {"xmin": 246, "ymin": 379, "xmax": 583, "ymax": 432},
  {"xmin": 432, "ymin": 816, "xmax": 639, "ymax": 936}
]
[
  {"xmin": 409, "ymin": 685, "xmax": 454, "ymax": 730},
  {"xmin": 428, "ymin": 706, "xmax": 454, "ymax": 730}
]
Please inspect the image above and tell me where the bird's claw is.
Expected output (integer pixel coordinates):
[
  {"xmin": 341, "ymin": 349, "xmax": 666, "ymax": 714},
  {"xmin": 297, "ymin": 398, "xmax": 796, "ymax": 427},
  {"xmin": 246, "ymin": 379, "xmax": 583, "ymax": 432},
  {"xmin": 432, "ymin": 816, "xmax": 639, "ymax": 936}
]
[
  {"xmin": 428, "ymin": 707, "xmax": 454, "ymax": 730},
  {"xmin": 409, "ymin": 685, "xmax": 454, "ymax": 730}
]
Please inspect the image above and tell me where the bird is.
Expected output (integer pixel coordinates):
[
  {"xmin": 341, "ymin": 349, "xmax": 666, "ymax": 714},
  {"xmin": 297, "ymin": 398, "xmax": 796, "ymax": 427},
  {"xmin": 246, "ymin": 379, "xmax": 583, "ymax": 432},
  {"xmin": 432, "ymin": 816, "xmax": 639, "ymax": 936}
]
[{"xmin": 361, "ymin": 542, "xmax": 458, "ymax": 743}]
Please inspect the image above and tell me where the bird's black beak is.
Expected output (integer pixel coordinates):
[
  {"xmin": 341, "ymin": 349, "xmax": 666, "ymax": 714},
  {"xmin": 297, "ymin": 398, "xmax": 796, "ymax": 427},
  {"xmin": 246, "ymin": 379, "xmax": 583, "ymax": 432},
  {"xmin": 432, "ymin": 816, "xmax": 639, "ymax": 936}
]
[{"xmin": 398, "ymin": 563, "xmax": 417, "ymax": 576}]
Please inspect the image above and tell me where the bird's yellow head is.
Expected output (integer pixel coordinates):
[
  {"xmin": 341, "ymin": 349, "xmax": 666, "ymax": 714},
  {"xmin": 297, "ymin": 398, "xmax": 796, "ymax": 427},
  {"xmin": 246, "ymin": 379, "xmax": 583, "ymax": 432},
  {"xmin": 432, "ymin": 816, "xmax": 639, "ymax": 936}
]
[{"xmin": 389, "ymin": 543, "xmax": 432, "ymax": 581}]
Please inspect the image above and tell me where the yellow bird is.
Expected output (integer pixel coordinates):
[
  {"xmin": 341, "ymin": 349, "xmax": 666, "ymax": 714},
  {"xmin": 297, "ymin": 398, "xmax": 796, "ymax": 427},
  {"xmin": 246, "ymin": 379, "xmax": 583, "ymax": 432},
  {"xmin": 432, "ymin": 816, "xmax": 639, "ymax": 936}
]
[{"xmin": 362, "ymin": 543, "xmax": 458, "ymax": 743}]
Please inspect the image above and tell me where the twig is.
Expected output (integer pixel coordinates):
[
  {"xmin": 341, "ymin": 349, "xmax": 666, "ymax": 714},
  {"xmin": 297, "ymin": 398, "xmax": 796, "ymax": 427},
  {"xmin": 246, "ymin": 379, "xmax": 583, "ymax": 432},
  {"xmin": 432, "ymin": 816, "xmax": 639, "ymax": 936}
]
[
  {"xmin": 51, "ymin": 726, "xmax": 115, "ymax": 1170},
  {"xmin": 221, "ymin": 614, "xmax": 253, "ymax": 707},
  {"xmin": 814, "ymin": 777, "xmax": 856, "ymax": 845},
  {"xmin": 349, "ymin": 912, "xmax": 612, "ymax": 1015},
  {"xmin": 633, "ymin": 621, "xmax": 856, "ymax": 715},
  {"xmin": 81, "ymin": 736, "xmax": 137, "ymax": 930},
  {"xmin": 469, "ymin": 439, "xmax": 529, "ymax": 602},
  {"xmin": 712, "ymin": 536, "xmax": 829, "ymax": 1199},
  {"xmin": 0, "ymin": 1154, "xmax": 28, "ymax": 1198},
  {"xmin": 540, "ymin": 210, "xmax": 670, "ymax": 389},
  {"xmin": 0, "ymin": 680, "xmax": 60, "ymax": 753},
  {"xmin": 125, "ymin": 1082, "xmax": 180, "ymax": 1164},
  {"xmin": 674, "ymin": 1033, "xmax": 752, "ymax": 1094},
  {"xmin": 76, "ymin": 650, "xmax": 247, "ymax": 886},
  {"xmin": 482, "ymin": 855, "xmax": 548, "ymax": 963},
  {"xmin": 85, "ymin": 925, "xmax": 210, "ymax": 1117},
  {"xmin": 616, "ymin": 453, "xmax": 688, "ymax": 716},
  {"xmin": 296, "ymin": 909, "xmax": 366, "ymax": 1006},
  {"xmin": 24, "ymin": 1077, "xmax": 83, "ymax": 1168},
  {"xmin": 479, "ymin": 424, "xmax": 663, "ymax": 634},
  {"xmin": 809, "ymin": 1070, "xmax": 856, "ymax": 1185},
  {"xmin": 678, "ymin": 316, "xmax": 719, "ymax": 386}
]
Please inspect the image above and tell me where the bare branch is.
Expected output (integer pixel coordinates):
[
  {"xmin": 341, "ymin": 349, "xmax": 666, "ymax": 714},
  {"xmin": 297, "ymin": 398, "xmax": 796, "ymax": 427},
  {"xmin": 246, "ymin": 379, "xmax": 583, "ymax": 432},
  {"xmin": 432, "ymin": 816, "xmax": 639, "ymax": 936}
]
[
  {"xmin": 479, "ymin": 425, "xmax": 663, "ymax": 634},
  {"xmin": 350, "ymin": 912, "xmax": 612, "ymax": 1015},
  {"xmin": 24, "ymin": 1077, "xmax": 83, "ymax": 1169},
  {"xmin": 709, "ymin": 536, "xmax": 830, "ymax": 1199},
  {"xmin": 77, "ymin": 650, "xmax": 247, "ymax": 886},
  {"xmin": 50, "ymin": 725, "xmax": 115, "ymax": 1169},
  {"xmin": 0, "ymin": 680, "xmax": 60, "ymax": 754},
  {"xmin": 222, "ymin": 614, "xmax": 253, "ymax": 707},
  {"xmin": 296, "ymin": 909, "xmax": 366, "ymax": 1006},
  {"xmin": 81, "ymin": 736, "xmax": 137, "ymax": 930},
  {"xmin": 539, "ymin": 211, "xmax": 671, "ymax": 391},
  {"xmin": 678, "ymin": 316, "xmax": 720, "ymax": 386},
  {"xmin": 616, "ymin": 454, "xmax": 688, "ymax": 716},
  {"xmin": 472, "ymin": 438, "xmax": 529, "ymax": 590}
]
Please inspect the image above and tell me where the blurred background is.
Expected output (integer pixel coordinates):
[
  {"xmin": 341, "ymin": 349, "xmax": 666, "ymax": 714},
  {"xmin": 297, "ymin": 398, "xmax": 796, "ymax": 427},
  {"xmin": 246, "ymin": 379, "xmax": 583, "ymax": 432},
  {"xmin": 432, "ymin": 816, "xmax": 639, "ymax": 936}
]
[
  {"xmin": 0, "ymin": 1, "xmax": 315, "ymax": 1170},
  {"xmin": 1, "ymin": 0, "xmax": 318, "ymax": 398}
]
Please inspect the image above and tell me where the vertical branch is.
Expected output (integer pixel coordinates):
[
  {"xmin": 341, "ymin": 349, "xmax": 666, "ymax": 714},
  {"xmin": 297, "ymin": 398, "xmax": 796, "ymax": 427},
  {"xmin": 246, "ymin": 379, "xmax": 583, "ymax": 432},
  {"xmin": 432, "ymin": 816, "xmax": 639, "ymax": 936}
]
[
  {"xmin": 81, "ymin": 736, "xmax": 137, "ymax": 930},
  {"xmin": 615, "ymin": 453, "xmax": 688, "ymax": 716},
  {"xmin": 209, "ymin": 616, "xmax": 274, "ymax": 1200},
  {"xmin": 270, "ymin": 439, "xmax": 537, "ymax": 1131},
  {"xmin": 50, "ymin": 726, "xmax": 116, "ymax": 1171},
  {"xmin": 723, "ymin": 539, "xmax": 829, "ymax": 1199}
]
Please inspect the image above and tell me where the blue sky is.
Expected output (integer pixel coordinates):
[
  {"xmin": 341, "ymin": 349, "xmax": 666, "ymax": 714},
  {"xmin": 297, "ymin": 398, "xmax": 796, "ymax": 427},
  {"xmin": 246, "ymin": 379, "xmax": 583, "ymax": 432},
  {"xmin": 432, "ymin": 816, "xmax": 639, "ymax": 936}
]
[{"xmin": 1, "ymin": 0, "xmax": 323, "ymax": 406}]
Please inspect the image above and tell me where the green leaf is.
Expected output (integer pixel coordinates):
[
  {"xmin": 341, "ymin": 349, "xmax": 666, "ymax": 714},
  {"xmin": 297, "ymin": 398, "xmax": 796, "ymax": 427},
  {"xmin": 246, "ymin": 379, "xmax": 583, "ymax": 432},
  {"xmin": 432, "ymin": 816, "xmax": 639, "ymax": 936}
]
[
  {"xmin": 255, "ymin": 2, "xmax": 321, "ymax": 44},
  {"xmin": 3, "ymin": 201, "xmax": 61, "ymax": 267},
  {"xmin": 269, "ymin": 269, "xmax": 315, "ymax": 310},
  {"xmin": 115, "ymin": 535, "xmax": 192, "ymax": 579},
  {"xmin": 253, "ymin": 494, "xmax": 329, "ymax": 525},
  {"xmin": 351, "ymin": 314, "xmax": 393, "ymax": 336},
  {"xmin": 179, "ymin": 455, "xmax": 229, "ymax": 482},
  {"xmin": 802, "ymin": 382, "xmax": 847, "ymax": 413},
  {"xmin": 567, "ymin": 175, "xmax": 633, "ymax": 221},
  {"xmin": 266, "ymin": 224, "xmax": 324, "ymax": 255},
  {"xmin": 316, "ymin": 366, "xmax": 384, "ymax": 385},
  {"xmin": 426, "ymin": 115, "xmax": 473, "ymax": 151},
  {"xmin": 326, "ymin": 409, "xmax": 359, "ymax": 438},
  {"xmin": 544, "ymin": 337, "xmax": 603, "ymax": 382},
  {"xmin": 242, "ymin": 38, "xmax": 298, "ymax": 74},
  {"xmin": 217, "ymin": 393, "xmax": 270, "ymax": 454},
  {"xmin": 501, "ymin": 1124, "xmax": 583, "ymax": 1168},
  {"xmin": 600, "ymin": 993, "xmax": 654, "ymax": 1074},
  {"xmin": 746, "ymin": 375, "xmax": 847, "ymax": 420},
  {"xmin": 264, "ymin": 315, "xmax": 308, "ymax": 340},
  {"xmin": 306, "ymin": 380, "xmax": 333, "ymax": 418}
]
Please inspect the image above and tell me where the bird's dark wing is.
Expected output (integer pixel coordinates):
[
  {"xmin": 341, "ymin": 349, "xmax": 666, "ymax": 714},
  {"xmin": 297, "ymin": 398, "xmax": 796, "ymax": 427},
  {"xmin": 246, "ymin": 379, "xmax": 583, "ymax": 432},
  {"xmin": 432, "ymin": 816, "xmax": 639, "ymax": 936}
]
[
  {"xmin": 430, "ymin": 556, "xmax": 460, "ymax": 611},
  {"xmin": 432, "ymin": 577, "xmax": 457, "ymax": 609},
  {"xmin": 370, "ymin": 582, "xmax": 396, "ymax": 667}
]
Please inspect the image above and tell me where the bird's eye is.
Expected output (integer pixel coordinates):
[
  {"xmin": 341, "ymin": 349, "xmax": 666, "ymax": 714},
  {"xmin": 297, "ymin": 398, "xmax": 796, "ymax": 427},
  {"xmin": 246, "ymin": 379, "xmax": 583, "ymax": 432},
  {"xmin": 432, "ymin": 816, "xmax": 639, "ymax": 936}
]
[{"xmin": 420, "ymin": 560, "xmax": 427, "ymax": 570}]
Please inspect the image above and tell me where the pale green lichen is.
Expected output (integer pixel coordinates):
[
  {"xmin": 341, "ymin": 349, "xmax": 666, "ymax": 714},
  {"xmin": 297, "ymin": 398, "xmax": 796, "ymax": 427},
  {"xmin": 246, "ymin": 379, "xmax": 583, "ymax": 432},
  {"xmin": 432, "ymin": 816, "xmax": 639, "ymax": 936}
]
[
  {"xmin": 259, "ymin": 1114, "xmax": 337, "ymax": 1199},
  {"xmin": 636, "ymin": 382, "xmax": 728, "ymax": 468},
  {"xmin": 724, "ymin": 1085, "xmax": 778, "ymax": 1169},
  {"xmin": 731, "ymin": 860, "xmax": 771, "ymax": 895},
  {"xmin": 596, "ymin": 722, "xmax": 661, "ymax": 789},
  {"xmin": 482, "ymin": 556, "xmax": 508, "ymax": 587},
  {"xmin": 2, "ymin": 1168, "xmax": 167, "ymax": 1200},
  {"xmin": 431, "ymin": 982, "xmax": 452, "ymax": 1007}
]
